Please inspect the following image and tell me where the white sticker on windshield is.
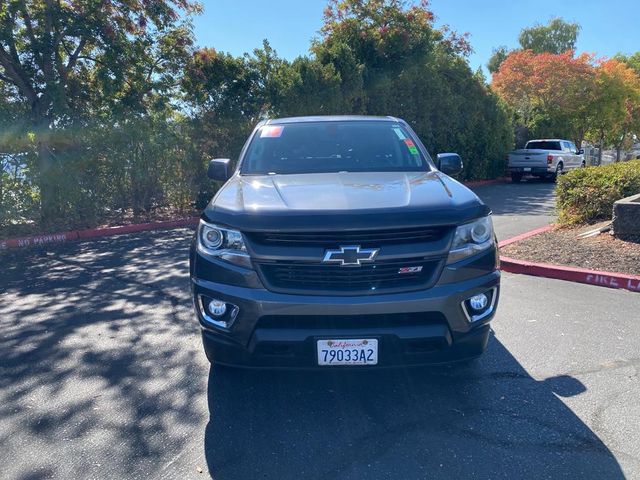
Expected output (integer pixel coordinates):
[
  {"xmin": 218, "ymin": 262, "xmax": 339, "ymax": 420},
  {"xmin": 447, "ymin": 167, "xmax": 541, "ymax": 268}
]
[
  {"xmin": 260, "ymin": 125, "xmax": 284, "ymax": 138},
  {"xmin": 393, "ymin": 127, "xmax": 406, "ymax": 140}
]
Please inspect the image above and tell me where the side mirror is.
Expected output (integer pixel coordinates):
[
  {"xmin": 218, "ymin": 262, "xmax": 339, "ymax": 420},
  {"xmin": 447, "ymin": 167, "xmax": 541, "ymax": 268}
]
[
  {"xmin": 436, "ymin": 153, "xmax": 463, "ymax": 176},
  {"xmin": 578, "ymin": 148, "xmax": 584, "ymax": 155},
  {"xmin": 207, "ymin": 158, "xmax": 232, "ymax": 182}
]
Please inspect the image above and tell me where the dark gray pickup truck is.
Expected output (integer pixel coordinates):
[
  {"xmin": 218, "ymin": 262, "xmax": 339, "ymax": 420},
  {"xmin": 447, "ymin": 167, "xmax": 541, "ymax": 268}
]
[{"xmin": 190, "ymin": 116, "xmax": 500, "ymax": 368}]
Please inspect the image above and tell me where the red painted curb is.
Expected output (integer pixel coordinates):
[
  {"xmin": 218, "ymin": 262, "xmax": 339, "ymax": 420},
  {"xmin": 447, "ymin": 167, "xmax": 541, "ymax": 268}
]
[
  {"xmin": 1, "ymin": 230, "xmax": 79, "ymax": 250},
  {"xmin": 1, "ymin": 218, "xmax": 199, "ymax": 251},
  {"xmin": 498, "ymin": 224, "xmax": 554, "ymax": 248},
  {"xmin": 500, "ymin": 256, "xmax": 640, "ymax": 293},
  {"xmin": 499, "ymin": 225, "xmax": 640, "ymax": 293}
]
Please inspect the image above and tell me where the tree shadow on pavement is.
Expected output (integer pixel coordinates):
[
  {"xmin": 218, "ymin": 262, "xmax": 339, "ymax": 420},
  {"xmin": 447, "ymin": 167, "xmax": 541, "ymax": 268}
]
[
  {"xmin": 472, "ymin": 180, "xmax": 556, "ymax": 217},
  {"xmin": 204, "ymin": 334, "xmax": 624, "ymax": 480},
  {"xmin": 0, "ymin": 229, "xmax": 207, "ymax": 479}
]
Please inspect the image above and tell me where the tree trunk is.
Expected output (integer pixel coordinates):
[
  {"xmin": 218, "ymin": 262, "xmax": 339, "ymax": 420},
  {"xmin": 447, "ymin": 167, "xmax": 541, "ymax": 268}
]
[
  {"xmin": 615, "ymin": 132, "xmax": 627, "ymax": 163},
  {"xmin": 598, "ymin": 137, "xmax": 603, "ymax": 166},
  {"xmin": 36, "ymin": 119, "xmax": 59, "ymax": 225},
  {"xmin": 0, "ymin": 156, "xmax": 4, "ymax": 224}
]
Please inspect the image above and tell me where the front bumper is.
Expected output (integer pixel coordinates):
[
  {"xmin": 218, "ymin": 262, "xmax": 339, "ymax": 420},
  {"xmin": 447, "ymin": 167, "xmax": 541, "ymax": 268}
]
[{"xmin": 192, "ymin": 269, "xmax": 500, "ymax": 368}]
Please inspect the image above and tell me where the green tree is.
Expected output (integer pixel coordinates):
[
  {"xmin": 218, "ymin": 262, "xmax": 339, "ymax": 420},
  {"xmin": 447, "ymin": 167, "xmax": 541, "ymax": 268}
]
[
  {"xmin": 182, "ymin": 42, "xmax": 280, "ymax": 167},
  {"xmin": 312, "ymin": 0, "xmax": 512, "ymax": 179},
  {"xmin": 614, "ymin": 52, "xmax": 640, "ymax": 75},
  {"xmin": 588, "ymin": 59, "xmax": 640, "ymax": 161},
  {"xmin": 518, "ymin": 17, "xmax": 580, "ymax": 54},
  {"xmin": 487, "ymin": 46, "xmax": 509, "ymax": 74},
  {"xmin": 276, "ymin": 56, "xmax": 346, "ymax": 116},
  {"xmin": 492, "ymin": 50, "xmax": 596, "ymax": 146},
  {"xmin": 0, "ymin": 0, "xmax": 198, "ymax": 223},
  {"xmin": 488, "ymin": 18, "xmax": 581, "ymax": 78}
]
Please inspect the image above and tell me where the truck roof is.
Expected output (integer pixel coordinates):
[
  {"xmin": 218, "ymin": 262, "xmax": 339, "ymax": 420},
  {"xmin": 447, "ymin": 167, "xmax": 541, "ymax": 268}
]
[
  {"xmin": 527, "ymin": 139, "xmax": 570, "ymax": 142},
  {"xmin": 265, "ymin": 115, "xmax": 402, "ymax": 125}
]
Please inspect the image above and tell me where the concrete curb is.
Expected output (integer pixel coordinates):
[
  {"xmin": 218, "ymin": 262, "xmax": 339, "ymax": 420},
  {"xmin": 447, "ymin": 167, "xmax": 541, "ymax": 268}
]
[
  {"xmin": 1, "ymin": 218, "xmax": 199, "ymax": 251},
  {"xmin": 499, "ymin": 227, "xmax": 640, "ymax": 293}
]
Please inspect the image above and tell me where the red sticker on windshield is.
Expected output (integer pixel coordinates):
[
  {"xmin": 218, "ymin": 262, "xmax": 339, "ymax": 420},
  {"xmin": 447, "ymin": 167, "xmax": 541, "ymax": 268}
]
[
  {"xmin": 260, "ymin": 126, "xmax": 284, "ymax": 138},
  {"xmin": 404, "ymin": 139, "xmax": 415, "ymax": 147}
]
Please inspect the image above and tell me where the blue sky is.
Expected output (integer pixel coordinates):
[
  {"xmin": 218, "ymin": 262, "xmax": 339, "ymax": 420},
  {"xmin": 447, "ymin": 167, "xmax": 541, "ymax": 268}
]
[{"xmin": 192, "ymin": 0, "xmax": 639, "ymax": 74}]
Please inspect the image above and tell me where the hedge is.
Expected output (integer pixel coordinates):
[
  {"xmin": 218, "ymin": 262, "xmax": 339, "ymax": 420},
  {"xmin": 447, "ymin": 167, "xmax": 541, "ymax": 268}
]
[{"xmin": 556, "ymin": 160, "xmax": 640, "ymax": 225}]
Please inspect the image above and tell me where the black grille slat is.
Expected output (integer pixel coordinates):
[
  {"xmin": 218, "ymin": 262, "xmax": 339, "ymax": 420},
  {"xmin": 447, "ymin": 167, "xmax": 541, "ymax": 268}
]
[
  {"xmin": 270, "ymin": 278, "xmax": 421, "ymax": 286},
  {"xmin": 271, "ymin": 267, "xmax": 423, "ymax": 278},
  {"xmin": 272, "ymin": 275, "xmax": 421, "ymax": 283},
  {"xmin": 248, "ymin": 227, "xmax": 449, "ymax": 246},
  {"xmin": 271, "ymin": 270, "xmax": 423, "ymax": 281}
]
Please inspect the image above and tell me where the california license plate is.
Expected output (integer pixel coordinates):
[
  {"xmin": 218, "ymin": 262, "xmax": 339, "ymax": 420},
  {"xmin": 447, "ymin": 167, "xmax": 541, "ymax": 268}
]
[
  {"xmin": 523, "ymin": 167, "xmax": 531, "ymax": 172},
  {"xmin": 317, "ymin": 339, "xmax": 378, "ymax": 366}
]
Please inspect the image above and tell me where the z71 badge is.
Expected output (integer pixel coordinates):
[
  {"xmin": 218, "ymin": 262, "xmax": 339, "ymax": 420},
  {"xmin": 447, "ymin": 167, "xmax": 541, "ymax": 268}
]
[{"xmin": 398, "ymin": 266, "xmax": 423, "ymax": 274}]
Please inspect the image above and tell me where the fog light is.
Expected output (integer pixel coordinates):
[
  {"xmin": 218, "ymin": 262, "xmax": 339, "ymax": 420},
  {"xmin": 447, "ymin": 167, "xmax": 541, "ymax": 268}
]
[
  {"xmin": 462, "ymin": 288, "xmax": 497, "ymax": 323},
  {"xmin": 198, "ymin": 295, "xmax": 239, "ymax": 330},
  {"xmin": 208, "ymin": 299, "xmax": 227, "ymax": 317},
  {"xmin": 469, "ymin": 293, "xmax": 489, "ymax": 311}
]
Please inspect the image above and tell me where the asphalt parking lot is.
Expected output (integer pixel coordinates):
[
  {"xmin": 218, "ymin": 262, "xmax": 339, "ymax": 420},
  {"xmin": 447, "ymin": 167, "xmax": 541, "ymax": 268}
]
[{"xmin": 1, "ymin": 180, "xmax": 638, "ymax": 479}]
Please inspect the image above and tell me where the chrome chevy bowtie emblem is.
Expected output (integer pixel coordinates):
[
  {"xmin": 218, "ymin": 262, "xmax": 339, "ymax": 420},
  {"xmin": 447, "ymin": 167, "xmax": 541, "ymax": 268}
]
[{"xmin": 322, "ymin": 245, "xmax": 379, "ymax": 267}]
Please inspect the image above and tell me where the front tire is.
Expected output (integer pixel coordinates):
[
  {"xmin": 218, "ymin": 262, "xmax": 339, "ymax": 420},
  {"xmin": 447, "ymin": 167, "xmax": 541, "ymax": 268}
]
[{"xmin": 549, "ymin": 162, "xmax": 563, "ymax": 182}]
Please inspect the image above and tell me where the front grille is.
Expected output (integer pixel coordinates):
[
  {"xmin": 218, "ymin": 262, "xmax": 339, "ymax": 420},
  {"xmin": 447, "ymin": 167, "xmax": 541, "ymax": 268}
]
[
  {"xmin": 256, "ymin": 257, "xmax": 443, "ymax": 295},
  {"xmin": 246, "ymin": 226, "xmax": 450, "ymax": 247}
]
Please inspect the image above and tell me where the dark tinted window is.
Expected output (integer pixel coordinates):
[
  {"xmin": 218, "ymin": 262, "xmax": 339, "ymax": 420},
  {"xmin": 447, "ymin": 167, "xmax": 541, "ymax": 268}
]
[
  {"xmin": 241, "ymin": 121, "xmax": 430, "ymax": 175},
  {"xmin": 525, "ymin": 141, "xmax": 562, "ymax": 150}
]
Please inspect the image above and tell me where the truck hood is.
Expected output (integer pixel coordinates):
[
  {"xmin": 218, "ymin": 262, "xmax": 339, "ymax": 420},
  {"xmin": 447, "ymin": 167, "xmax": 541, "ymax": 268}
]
[{"xmin": 204, "ymin": 171, "xmax": 489, "ymax": 231}]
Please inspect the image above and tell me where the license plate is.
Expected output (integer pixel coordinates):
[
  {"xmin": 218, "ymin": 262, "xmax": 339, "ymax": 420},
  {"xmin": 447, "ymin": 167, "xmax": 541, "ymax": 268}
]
[
  {"xmin": 523, "ymin": 167, "xmax": 531, "ymax": 172},
  {"xmin": 317, "ymin": 339, "xmax": 378, "ymax": 366}
]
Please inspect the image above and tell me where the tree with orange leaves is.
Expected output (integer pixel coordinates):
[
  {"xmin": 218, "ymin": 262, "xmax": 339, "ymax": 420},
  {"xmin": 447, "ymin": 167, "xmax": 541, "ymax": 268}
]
[
  {"xmin": 491, "ymin": 50, "xmax": 596, "ymax": 146},
  {"xmin": 589, "ymin": 59, "xmax": 640, "ymax": 160}
]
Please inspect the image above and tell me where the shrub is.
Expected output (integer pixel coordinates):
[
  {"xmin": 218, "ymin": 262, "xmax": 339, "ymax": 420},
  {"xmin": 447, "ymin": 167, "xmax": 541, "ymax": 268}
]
[{"xmin": 556, "ymin": 160, "xmax": 640, "ymax": 225}]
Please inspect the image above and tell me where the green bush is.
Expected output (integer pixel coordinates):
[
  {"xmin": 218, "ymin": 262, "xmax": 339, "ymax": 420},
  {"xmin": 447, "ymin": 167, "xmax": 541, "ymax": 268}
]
[{"xmin": 556, "ymin": 160, "xmax": 640, "ymax": 225}]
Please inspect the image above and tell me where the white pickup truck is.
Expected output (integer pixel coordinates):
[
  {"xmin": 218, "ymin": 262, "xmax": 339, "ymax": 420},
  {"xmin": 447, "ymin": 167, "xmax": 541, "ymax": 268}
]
[{"xmin": 507, "ymin": 139, "xmax": 585, "ymax": 182}]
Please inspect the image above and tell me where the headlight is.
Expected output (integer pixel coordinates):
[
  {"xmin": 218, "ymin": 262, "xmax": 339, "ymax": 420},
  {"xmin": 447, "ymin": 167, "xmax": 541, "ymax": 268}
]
[
  {"xmin": 197, "ymin": 220, "xmax": 252, "ymax": 268},
  {"xmin": 447, "ymin": 216, "xmax": 495, "ymax": 264}
]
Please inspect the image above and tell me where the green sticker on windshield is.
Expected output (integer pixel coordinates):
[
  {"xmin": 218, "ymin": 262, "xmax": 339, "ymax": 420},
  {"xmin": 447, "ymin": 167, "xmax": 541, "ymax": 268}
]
[
  {"xmin": 393, "ymin": 127, "xmax": 406, "ymax": 140},
  {"xmin": 403, "ymin": 138, "xmax": 419, "ymax": 155}
]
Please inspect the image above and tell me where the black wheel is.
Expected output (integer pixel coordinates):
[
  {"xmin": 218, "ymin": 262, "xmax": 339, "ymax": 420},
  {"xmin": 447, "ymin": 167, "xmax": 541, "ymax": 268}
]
[
  {"xmin": 581, "ymin": 160, "xmax": 586, "ymax": 168},
  {"xmin": 511, "ymin": 172, "xmax": 523, "ymax": 183},
  {"xmin": 549, "ymin": 162, "xmax": 563, "ymax": 182}
]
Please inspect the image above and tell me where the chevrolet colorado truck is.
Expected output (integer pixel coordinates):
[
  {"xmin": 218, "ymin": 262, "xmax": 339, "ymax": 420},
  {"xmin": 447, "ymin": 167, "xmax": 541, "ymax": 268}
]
[
  {"xmin": 508, "ymin": 139, "xmax": 585, "ymax": 182},
  {"xmin": 190, "ymin": 116, "xmax": 500, "ymax": 368}
]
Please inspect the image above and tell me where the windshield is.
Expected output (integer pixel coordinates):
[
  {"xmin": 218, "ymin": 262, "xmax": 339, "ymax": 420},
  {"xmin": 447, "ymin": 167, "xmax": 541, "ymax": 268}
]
[
  {"xmin": 241, "ymin": 121, "xmax": 431, "ymax": 175},
  {"xmin": 526, "ymin": 141, "xmax": 562, "ymax": 150}
]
